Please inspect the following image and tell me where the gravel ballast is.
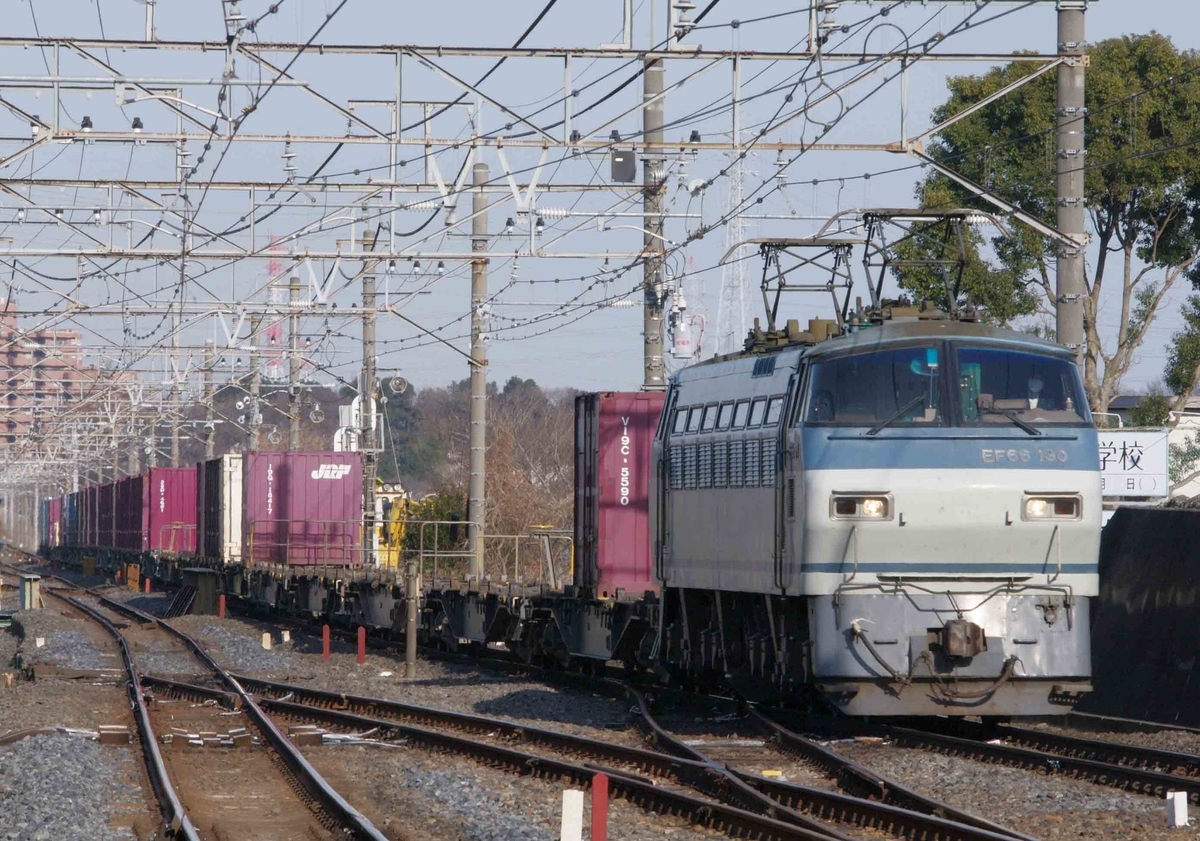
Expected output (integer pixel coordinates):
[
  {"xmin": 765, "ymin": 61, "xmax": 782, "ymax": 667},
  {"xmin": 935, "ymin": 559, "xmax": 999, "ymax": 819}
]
[
  {"xmin": 836, "ymin": 741, "xmax": 1196, "ymax": 839},
  {"xmin": 0, "ymin": 733, "xmax": 147, "ymax": 841},
  {"xmin": 308, "ymin": 744, "xmax": 723, "ymax": 841},
  {"xmin": 11, "ymin": 610, "xmax": 117, "ymax": 672},
  {"xmin": 170, "ymin": 613, "xmax": 639, "ymax": 744}
]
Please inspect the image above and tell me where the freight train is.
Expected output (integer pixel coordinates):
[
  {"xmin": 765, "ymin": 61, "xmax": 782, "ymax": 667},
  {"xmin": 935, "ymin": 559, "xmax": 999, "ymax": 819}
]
[{"xmin": 38, "ymin": 309, "xmax": 1101, "ymax": 717}]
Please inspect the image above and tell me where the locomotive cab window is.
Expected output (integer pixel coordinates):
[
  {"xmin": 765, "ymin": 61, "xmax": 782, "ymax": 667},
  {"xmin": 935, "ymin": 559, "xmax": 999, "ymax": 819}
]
[
  {"xmin": 805, "ymin": 345, "xmax": 944, "ymax": 427},
  {"xmin": 957, "ymin": 346, "xmax": 1088, "ymax": 426},
  {"xmin": 686, "ymin": 407, "xmax": 703, "ymax": 433},
  {"xmin": 701, "ymin": 404, "xmax": 719, "ymax": 432},
  {"xmin": 732, "ymin": 400, "xmax": 751, "ymax": 429},
  {"xmin": 765, "ymin": 396, "xmax": 785, "ymax": 426},
  {"xmin": 717, "ymin": 402, "xmax": 735, "ymax": 430},
  {"xmin": 748, "ymin": 398, "xmax": 767, "ymax": 428},
  {"xmin": 672, "ymin": 408, "xmax": 688, "ymax": 435}
]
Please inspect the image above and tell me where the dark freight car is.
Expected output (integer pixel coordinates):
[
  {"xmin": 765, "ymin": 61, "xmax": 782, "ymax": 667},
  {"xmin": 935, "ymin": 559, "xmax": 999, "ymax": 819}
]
[
  {"xmin": 65, "ymin": 491, "xmax": 79, "ymax": 547},
  {"xmin": 97, "ymin": 482, "xmax": 115, "ymax": 548},
  {"xmin": 574, "ymin": 391, "xmax": 664, "ymax": 597},
  {"xmin": 115, "ymin": 477, "xmax": 141, "ymax": 550},
  {"xmin": 243, "ymin": 451, "xmax": 363, "ymax": 566},
  {"xmin": 197, "ymin": 454, "xmax": 243, "ymax": 563}
]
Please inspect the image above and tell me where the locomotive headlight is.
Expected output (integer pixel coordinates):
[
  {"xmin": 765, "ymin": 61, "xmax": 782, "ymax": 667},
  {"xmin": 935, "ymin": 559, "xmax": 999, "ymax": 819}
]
[
  {"xmin": 830, "ymin": 493, "xmax": 892, "ymax": 520},
  {"xmin": 1023, "ymin": 494, "xmax": 1081, "ymax": 521},
  {"xmin": 861, "ymin": 498, "xmax": 887, "ymax": 518}
]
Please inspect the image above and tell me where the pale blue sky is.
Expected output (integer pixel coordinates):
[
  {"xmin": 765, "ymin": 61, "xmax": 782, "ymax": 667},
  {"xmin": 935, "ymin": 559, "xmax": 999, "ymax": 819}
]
[{"xmin": 2, "ymin": 1, "xmax": 1195, "ymax": 397}]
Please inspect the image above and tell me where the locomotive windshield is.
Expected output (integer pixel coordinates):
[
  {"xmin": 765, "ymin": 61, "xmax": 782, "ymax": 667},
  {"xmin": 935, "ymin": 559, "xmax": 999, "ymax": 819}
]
[
  {"xmin": 804, "ymin": 342, "xmax": 1089, "ymax": 428},
  {"xmin": 806, "ymin": 345, "xmax": 943, "ymax": 426},
  {"xmin": 957, "ymin": 346, "xmax": 1087, "ymax": 425}
]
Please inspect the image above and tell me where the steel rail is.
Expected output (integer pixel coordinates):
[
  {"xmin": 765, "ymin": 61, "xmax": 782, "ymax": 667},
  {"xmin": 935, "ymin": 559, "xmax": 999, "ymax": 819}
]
[
  {"xmin": 44, "ymin": 590, "xmax": 201, "ymax": 841},
  {"xmin": 143, "ymin": 675, "xmax": 831, "ymax": 841},
  {"xmin": 746, "ymin": 708, "xmax": 1037, "ymax": 841},
  {"xmin": 887, "ymin": 723, "xmax": 1200, "ymax": 804},
  {"xmin": 91, "ymin": 594, "xmax": 389, "ymax": 841},
  {"xmin": 1068, "ymin": 710, "xmax": 1200, "ymax": 737},
  {"xmin": 926, "ymin": 718, "xmax": 1200, "ymax": 780},
  {"xmin": 224, "ymin": 673, "xmax": 1021, "ymax": 841},
  {"xmin": 632, "ymin": 686, "xmax": 1021, "ymax": 841}
]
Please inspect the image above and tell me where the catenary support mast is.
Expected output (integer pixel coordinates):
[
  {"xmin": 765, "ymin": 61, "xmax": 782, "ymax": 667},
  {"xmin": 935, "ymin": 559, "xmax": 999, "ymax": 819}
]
[{"xmin": 468, "ymin": 162, "xmax": 489, "ymax": 580}]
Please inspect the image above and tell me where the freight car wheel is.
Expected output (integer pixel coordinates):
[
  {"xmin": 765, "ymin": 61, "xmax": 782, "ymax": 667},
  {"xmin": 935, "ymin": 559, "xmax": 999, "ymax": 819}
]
[
  {"xmin": 432, "ymin": 611, "xmax": 458, "ymax": 652},
  {"xmin": 514, "ymin": 628, "xmax": 538, "ymax": 665},
  {"xmin": 540, "ymin": 621, "xmax": 572, "ymax": 670}
]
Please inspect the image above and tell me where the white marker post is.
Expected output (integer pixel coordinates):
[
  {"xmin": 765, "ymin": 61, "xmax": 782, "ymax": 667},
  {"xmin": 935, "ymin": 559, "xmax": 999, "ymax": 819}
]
[
  {"xmin": 560, "ymin": 789, "xmax": 584, "ymax": 841},
  {"xmin": 1168, "ymin": 791, "xmax": 1188, "ymax": 828}
]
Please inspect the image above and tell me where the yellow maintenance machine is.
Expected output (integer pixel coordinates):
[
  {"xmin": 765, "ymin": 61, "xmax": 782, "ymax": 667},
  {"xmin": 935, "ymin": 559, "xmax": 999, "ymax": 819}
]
[{"xmin": 376, "ymin": 482, "xmax": 408, "ymax": 569}]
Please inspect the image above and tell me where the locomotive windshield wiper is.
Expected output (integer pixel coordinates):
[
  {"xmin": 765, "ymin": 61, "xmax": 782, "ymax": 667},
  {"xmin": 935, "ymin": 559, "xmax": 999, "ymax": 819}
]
[
  {"xmin": 865, "ymin": 395, "xmax": 925, "ymax": 436},
  {"xmin": 996, "ymin": 409, "xmax": 1042, "ymax": 436}
]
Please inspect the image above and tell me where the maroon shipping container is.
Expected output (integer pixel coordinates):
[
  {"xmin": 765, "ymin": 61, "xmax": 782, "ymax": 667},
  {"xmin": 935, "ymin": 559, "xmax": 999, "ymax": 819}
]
[
  {"xmin": 114, "ymin": 477, "xmax": 141, "ymax": 551},
  {"xmin": 49, "ymin": 497, "xmax": 62, "ymax": 548},
  {"xmin": 97, "ymin": 482, "xmax": 115, "ymax": 548},
  {"xmin": 143, "ymin": 467, "xmax": 198, "ymax": 554},
  {"xmin": 243, "ymin": 451, "xmax": 363, "ymax": 566},
  {"xmin": 574, "ymin": 391, "xmax": 665, "ymax": 597}
]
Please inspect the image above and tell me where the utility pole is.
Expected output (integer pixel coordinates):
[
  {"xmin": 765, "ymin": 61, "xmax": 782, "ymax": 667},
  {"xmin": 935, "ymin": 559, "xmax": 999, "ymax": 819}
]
[
  {"xmin": 248, "ymin": 314, "xmax": 262, "ymax": 450},
  {"xmin": 1056, "ymin": 1, "xmax": 1087, "ymax": 364},
  {"xmin": 203, "ymin": 340, "xmax": 216, "ymax": 460},
  {"xmin": 362, "ymin": 230, "xmax": 379, "ymax": 567},
  {"xmin": 468, "ymin": 162, "xmax": 489, "ymax": 581},
  {"xmin": 289, "ymin": 275, "xmax": 302, "ymax": 451},
  {"xmin": 148, "ymin": 395, "xmax": 159, "ymax": 468},
  {"xmin": 642, "ymin": 53, "xmax": 666, "ymax": 390},
  {"xmin": 171, "ymin": 213, "xmax": 186, "ymax": 468}
]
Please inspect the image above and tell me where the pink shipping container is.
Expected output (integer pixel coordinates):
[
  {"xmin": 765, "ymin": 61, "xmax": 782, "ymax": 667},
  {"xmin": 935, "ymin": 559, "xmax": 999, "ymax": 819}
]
[
  {"xmin": 243, "ymin": 451, "xmax": 363, "ymax": 566},
  {"xmin": 574, "ymin": 391, "xmax": 665, "ymax": 597},
  {"xmin": 143, "ymin": 467, "xmax": 198, "ymax": 554}
]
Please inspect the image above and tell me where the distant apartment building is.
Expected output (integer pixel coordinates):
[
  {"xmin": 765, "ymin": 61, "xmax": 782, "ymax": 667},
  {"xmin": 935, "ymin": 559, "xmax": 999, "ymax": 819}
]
[{"xmin": 0, "ymin": 298, "xmax": 99, "ymax": 445}]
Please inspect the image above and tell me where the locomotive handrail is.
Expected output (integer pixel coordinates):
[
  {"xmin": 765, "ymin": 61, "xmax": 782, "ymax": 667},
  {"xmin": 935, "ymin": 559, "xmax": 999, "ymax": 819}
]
[{"xmin": 1047, "ymin": 523, "xmax": 1062, "ymax": 583}]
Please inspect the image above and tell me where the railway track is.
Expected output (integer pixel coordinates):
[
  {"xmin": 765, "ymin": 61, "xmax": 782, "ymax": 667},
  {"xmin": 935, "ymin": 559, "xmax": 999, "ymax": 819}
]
[
  {"xmin": 159, "ymin": 671, "xmax": 1030, "ymax": 841},
  {"xmin": 18, "ymin": 552, "xmax": 1200, "ymax": 835},
  {"xmin": 38, "ymin": 586, "xmax": 201, "ymax": 841},
  {"xmin": 890, "ymin": 718, "xmax": 1200, "ymax": 803},
  {"xmin": 3, "ymin": 558, "xmax": 389, "ymax": 841}
]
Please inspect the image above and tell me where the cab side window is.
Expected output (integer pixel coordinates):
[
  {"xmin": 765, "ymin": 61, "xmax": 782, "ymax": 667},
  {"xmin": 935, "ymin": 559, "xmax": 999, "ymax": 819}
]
[
  {"xmin": 748, "ymin": 398, "xmax": 767, "ymax": 427},
  {"xmin": 732, "ymin": 400, "xmax": 750, "ymax": 428},
  {"xmin": 716, "ymin": 402, "xmax": 734, "ymax": 430},
  {"xmin": 672, "ymin": 408, "xmax": 688, "ymax": 435},
  {"xmin": 765, "ymin": 396, "xmax": 785, "ymax": 426}
]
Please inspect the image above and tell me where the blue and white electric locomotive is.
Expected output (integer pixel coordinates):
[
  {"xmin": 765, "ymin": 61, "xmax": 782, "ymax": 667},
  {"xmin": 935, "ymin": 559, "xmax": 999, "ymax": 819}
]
[{"xmin": 652, "ymin": 311, "xmax": 1099, "ymax": 715}]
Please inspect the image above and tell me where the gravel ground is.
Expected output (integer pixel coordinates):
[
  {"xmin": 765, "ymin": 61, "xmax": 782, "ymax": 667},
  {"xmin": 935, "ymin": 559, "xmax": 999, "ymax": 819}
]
[
  {"xmin": 835, "ymin": 741, "xmax": 1199, "ymax": 839},
  {"xmin": 10, "ymin": 609, "xmax": 119, "ymax": 672},
  {"xmin": 1023, "ymin": 718, "xmax": 1200, "ymax": 755},
  {"xmin": 0, "ymin": 733, "xmax": 153, "ymax": 841},
  {"xmin": 170, "ymin": 613, "xmax": 639, "ymax": 744},
  {"xmin": 307, "ymin": 743, "xmax": 724, "ymax": 841}
]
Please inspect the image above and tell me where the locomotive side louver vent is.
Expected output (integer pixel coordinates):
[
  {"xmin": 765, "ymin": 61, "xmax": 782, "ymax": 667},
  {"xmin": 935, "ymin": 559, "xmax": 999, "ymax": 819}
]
[{"xmin": 751, "ymin": 357, "xmax": 776, "ymax": 378}]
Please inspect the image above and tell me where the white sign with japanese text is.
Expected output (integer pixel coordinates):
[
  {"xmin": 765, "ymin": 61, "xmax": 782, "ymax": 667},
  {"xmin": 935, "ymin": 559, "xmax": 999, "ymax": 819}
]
[{"xmin": 1099, "ymin": 430, "xmax": 1169, "ymax": 498}]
